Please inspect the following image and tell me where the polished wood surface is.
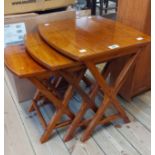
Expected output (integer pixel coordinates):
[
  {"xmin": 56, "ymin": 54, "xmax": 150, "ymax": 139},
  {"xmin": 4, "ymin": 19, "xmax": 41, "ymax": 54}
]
[
  {"xmin": 4, "ymin": 45, "xmax": 47, "ymax": 78},
  {"xmin": 38, "ymin": 16, "xmax": 150, "ymax": 61},
  {"xmin": 25, "ymin": 33, "xmax": 80, "ymax": 71},
  {"xmin": 117, "ymin": 0, "xmax": 151, "ymax": 35},
  {"xmin": 5, "ymin": 15, "xmax": 151, "ymax": 143},
  {"xmin": 111, "ymin": 0, "xmax": 151, "ymax": 100}
]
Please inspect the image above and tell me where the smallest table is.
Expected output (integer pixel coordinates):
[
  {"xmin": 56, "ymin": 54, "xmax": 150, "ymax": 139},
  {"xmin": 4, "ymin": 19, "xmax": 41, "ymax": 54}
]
[{"xmin": 38, "ymin": 16, "xmax": 151, "ymax": 142}]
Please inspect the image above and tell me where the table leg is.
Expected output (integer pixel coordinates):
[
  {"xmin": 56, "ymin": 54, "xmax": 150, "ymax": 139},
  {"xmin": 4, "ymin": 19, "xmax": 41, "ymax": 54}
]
[
  {"xmin": 60, "ymin": 70, "xmax": 99, "ymax": 141},
  {"xmin": 63, "ymin": 83, "xmax": 99, "ymax": 141},
  {"xmin": 63, "ymin": 63, "xmax": 113, "ymax": 141},
  {"xmin": 29, "ymin": 77, "xmax": 74, "ymax": 118},
  {"xmin": 28, "ymin": 89, "xmax": 42, "ymax": 112},
  {"xmin": 29, "ymin": 75, "xmax": 85, "ymax": 143},
  {"xmin": 81, "ymin": 52, "xmax": 139, "ymax": 142},
  {"xmin": 86, "ymin": 0, "xmax": 91, "ymax": 8},
  {"xmin": 92, "ymin": 0, "xmax": 97, "ymax": 15}
]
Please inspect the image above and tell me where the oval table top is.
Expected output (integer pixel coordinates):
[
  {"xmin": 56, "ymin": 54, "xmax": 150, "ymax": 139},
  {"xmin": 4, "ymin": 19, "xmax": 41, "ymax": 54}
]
[
  {"xmin": 25, "ymin": 33, "xmax": 80, "ymax": 71},
  {"xmin": 38, "ymin": 16, "xmax": 151, "ymax": 61},
  {"xmin": 4, "ymin": 45, "xmax": 47, "ymax": 78}
]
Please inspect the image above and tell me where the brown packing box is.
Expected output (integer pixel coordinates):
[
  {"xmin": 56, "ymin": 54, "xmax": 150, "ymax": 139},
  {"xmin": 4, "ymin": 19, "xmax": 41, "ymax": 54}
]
[
  {"xmin": 42, "ymin": 0, "xmax": 75, "ymax": 11},
  {"xmin": 5, "ymin": 0, "xmax": 41, "ymax": 15},
  {"xmin": 4, "ymin": 0, "xmax": 75, "ymax": 15}
]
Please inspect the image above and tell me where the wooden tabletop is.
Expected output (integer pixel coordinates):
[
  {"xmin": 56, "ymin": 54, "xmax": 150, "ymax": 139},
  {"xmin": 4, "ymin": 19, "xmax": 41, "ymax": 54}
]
[
  {"xmin": 4, "ymin": 45, "xmax": 47, "ymax": 78},
  {"xmin": 25, "ymin": 33, "xmax": 80, "ymax": 71},
  {"xmin": 38, "ymin": 16, "xmax": 150, "ymax": 61}
]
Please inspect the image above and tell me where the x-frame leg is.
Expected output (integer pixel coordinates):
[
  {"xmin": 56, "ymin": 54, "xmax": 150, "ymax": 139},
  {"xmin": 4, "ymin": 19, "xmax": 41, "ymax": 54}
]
[
  {"xmin": 39, "ymin": 69, "xmax": 87, "ymax": 143},
  {"xmin": 28, "ymin": 89, "xmax": 43, "ymax": 112},
  {"xmin": 81, "ymin": 51, "xmax": 140, "ymax": 142},
  {"xmin": 27, "ymin": 76, "xmax": 76, "ymax": 143},
  {"xmin": 59, "ymin": 68, "xmax": 105, "ymax": 141},
  {"xmin": 28, "ymin": 68, "xmax": 91, "ymax": 143},
  {"xmin": 63, "ymin": 65, "xmax": 111, "ymax": 142}
]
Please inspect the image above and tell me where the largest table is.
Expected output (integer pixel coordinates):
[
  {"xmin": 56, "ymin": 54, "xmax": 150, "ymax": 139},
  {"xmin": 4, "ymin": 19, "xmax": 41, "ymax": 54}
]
[{"xmin": 28, "ymin": 16, "xmax": 151, "ymax": 142}]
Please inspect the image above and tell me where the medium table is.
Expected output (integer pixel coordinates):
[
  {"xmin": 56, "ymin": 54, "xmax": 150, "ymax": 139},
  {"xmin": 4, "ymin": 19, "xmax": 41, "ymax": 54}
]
[
  {"xmin": 37, "ymin": 16, "xmax": 150, "ymax": 142},
  {"xmin": 25, "ymin": 32, "xmax": 98, "ymax": 143}
]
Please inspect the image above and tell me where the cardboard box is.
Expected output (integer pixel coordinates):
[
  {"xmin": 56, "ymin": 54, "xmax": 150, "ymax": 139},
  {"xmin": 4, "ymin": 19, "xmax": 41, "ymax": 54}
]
[
  {"xmin": 5, "ymin": 12, "xmax": 38, "ymax": 21},
  {"xmin": 42, "ymin": 0, "xmax": 75, "ymax": 11},
  {"xmin": 5, "ymin": 0, "xmax": 75, "ymax": 15},
  {"xmin": 5, "ymin": 10, "xmax": 75, "ymax": 32},
  {"xmin": 5, "ymin": 68, "xmax": 36, "ymax": 103}
]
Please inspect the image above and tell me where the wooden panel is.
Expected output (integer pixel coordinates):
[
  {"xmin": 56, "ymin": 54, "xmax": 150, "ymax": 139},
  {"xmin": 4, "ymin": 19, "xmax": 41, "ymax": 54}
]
[
  {"xmin": 72, "ymin": 140, "xmax": 105, "ymax": 155},
  {"xmin": 132, "ymin": 98, "xmax": 151, "ymax": 115},
  {"xmin": 119, "ymin": 97, "xmax": 151, "ymax": 130},
  {"xmin": 43, "ymin": 104, "xmax": 105, "ymax": 155},
  {"xmin": 132, "ymin": 45, "xmax": 151, "ymax": 93},
  {"xmin": 5, "ymin": 85, "xmax": 71, "ymax": 155},
  {"xmin": 137, "ymin": 91, "xmax": 151, "ymax": 106},
  {"xmin": 93, "ymin": 125, "xmax": 140, "ymax": 155},
  {"xmin": 111, "ymin": 0, "xmax": 151, "ymax": 100},
  {"xmin": 118, "ymin": 122, "xmax": 151, "ymax": 155},
  {"xmin": 5, "ymin": 71, "xmax": 151, "ymax": 155},
  {"xmin": 117, "ymin": 0, "xmax": 151, "ymax": 35}
]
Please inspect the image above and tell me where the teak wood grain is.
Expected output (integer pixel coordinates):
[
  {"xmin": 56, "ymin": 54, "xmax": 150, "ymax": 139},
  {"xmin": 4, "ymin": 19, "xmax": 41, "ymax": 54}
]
[
  {"xmin": 25, "ymin": 33, "xmax": 80, "ymax": 71},
  {"xmin": 38, "ymin": 16, "xmax": 150, "ymax": 61},
  {"xmin": 4, "ymin": 45, "xmax": 47, "ymax": 78}
]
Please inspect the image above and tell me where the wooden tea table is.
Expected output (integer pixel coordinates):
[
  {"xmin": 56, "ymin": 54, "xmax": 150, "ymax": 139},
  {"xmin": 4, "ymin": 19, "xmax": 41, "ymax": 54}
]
[
  {"xmin": 24, "ymin": 32, "xmax": 99, "ymax": 143},
  {"xmin": 5, "ymin": 44, "xmax": 81, "ymax": 143},
  {"xmin": 37, "ymin": 16, "xmax": 151, "ymax": 142}
]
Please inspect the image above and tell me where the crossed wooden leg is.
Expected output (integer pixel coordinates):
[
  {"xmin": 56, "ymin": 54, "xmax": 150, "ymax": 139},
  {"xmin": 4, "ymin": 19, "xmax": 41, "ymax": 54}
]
[
  {"xmin": 28, "ymin": 89, "xmax": 43, "ymax": 113},
  {"xmin": 81, "ymin": 52, "xmax": 139, "ymax": 142},
  {"xmin": 59, "ymin": 70, "xmax": 101, "ymax": 142},
  {"xmin": 28, "ymin": 67, "xmax": 94, "ymax": 143},
  {"xmin": 63, "ymin": 62, "xmax": 113, "ymax": 141},
  {"xmin": 28, "ymin": 73, "xmax": 82, "ymax": 143},
  {"xmin": 63, "ymin": 84, "xmax": 98, "ymax": 142}
]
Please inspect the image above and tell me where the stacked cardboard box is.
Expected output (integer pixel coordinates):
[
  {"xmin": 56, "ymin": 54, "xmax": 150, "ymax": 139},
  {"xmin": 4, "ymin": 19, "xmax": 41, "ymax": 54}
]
[{"xmin": 5, "ymin": 0, "xmax": 75, "ymax": 15}]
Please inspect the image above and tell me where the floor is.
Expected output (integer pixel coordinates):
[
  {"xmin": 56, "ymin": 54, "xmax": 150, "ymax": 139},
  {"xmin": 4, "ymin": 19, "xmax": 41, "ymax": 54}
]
[{"xmin": 5, "ymin": 71, "xmax": 151, "ymax": 155}]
